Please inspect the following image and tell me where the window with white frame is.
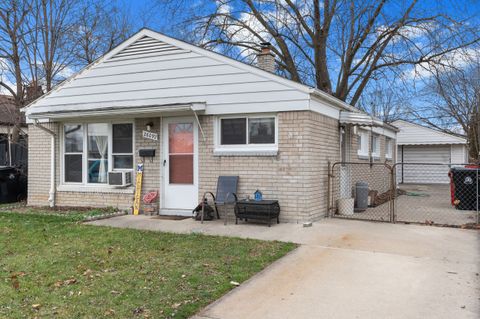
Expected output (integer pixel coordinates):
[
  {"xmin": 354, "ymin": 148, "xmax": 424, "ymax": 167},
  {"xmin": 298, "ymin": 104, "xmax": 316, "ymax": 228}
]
[
  {"xmin": 63, "ymin": 122, "xmax": 134, "ymax": 185},
  {"xmin": 371, "ymin": 134, "xmax": 380, "ymax": 158},
  {"xmin": 217, "ymin": 115, "xmax": 276, "ymax": 147},
  {"xmin": 385, "ymin": 137, "xmax": 393, "ymax": 159},
  {"xmin": 357, "ymin": 130, "xmax": 369, "ymax": 157}
]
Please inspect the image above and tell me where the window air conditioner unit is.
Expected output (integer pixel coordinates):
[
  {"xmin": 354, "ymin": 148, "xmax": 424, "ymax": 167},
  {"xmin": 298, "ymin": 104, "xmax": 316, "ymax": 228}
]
[{"xmin": 108, "ymin": 171, "xmax": 132, "ymax": 187}]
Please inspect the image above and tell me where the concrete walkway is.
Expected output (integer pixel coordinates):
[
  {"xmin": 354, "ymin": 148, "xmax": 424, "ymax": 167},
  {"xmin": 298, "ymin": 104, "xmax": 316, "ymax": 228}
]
[{"xmin": 87, "ymin": 216, "xmax": 480, "ymax": 319}]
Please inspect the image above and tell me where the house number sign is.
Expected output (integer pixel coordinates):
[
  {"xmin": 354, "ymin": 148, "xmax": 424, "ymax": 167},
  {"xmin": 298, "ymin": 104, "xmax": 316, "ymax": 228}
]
[{"xmin": 143, "ymin": 130, "xmax": 158, "ymax": 141}]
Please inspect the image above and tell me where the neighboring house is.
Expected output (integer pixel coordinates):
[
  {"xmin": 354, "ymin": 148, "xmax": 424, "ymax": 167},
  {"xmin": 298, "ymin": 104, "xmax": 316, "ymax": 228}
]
[
  {"xmin": 23, "ymin": 28, "xmax": 397, "ymax": 222},
  {"xmin": 393, "ymin": 120, "xmax": 468, "ymax": 184},
  {"xmin": 0, "ymin": 95, "xmax": 28, "ymax": 168}
]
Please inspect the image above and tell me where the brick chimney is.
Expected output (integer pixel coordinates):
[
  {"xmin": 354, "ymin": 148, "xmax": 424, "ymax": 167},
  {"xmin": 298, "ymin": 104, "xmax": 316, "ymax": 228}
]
[
  {"xmin": 25, "ymin": 83, "xmax": 43, "ymax": 102},
  {"xmin": 257, "ymin": 42, "xmax": 275, "ymax": 73}
]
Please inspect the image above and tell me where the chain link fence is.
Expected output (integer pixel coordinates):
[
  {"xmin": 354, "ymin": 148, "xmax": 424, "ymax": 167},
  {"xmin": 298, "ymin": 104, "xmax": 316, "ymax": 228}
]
[
  {"xmin": 329, "ymin": 162, "xmax": 480, "ymax": 227},
  {"xmin": 329, "ymin": 162, "xmax": 394, "ymax": 222}
]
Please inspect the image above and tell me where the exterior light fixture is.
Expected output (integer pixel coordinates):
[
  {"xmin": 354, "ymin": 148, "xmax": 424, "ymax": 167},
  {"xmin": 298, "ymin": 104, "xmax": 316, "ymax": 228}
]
[{"xmin": 146, "ymin": 121, "xmax": 154, "ymax": 131}]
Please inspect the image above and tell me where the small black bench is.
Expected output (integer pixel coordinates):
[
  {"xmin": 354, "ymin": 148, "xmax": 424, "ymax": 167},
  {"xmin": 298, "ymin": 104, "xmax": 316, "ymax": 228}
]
[{"xmin": 234, "ymin": 200, "xmax": 280, "ymax": 227}]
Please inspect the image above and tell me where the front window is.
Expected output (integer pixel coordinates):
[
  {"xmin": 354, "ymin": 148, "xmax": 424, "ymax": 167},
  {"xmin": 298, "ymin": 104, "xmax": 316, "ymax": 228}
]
[
  {"xmin": 63, "ymin": 122, "xmax": 134, "ymax": 185},
  {"xmin": 221, "ymin": 118, "xmax": 247, "ymax": 145},
  {"xmin": 64, "ymin": 124, "xmax": 83, "ymax": 183},
  {"xmin": 357, "ymin": 130, "xmax": 369, "ymax": 157},
  {"xmin": 220, "ymin": 116, "xmax": 276, "ymax": 146},
  {"xmin": 87, "ymin": 124, "xmax": 109, "ymax": 184},
  {"xmin": 386, "ymin": 138, "xmax": 393, "ymax": 159},
  {"xmin": 112, "ymin": 123, "xmax": 133, "ymax": 169}
]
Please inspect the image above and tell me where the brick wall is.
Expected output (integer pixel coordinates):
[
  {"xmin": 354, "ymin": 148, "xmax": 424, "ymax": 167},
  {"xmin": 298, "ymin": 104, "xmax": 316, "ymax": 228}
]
[
  {"xmin": 135, "ymin": 118, "xmax": 162, "ymax": 209},
  {"xmin": 27, "ymin": 123, "xmax": 57, "ymax": 206},
  {"xmin": 198, "ymin": 111, "xmax": 339, "ymax": 222}
]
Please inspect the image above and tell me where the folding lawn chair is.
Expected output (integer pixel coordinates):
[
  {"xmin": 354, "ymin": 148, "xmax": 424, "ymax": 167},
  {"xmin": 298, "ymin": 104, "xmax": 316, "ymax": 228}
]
[{"xmin": 201, "ymin": 176, "xmax": 239, "ymax": 224}]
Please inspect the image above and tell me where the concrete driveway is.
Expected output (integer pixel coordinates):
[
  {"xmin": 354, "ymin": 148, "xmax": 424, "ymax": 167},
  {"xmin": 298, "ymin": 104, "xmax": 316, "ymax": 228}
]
[{"xmin": 88, "ymin": 216, "xmax": 480, "ymax": 319}]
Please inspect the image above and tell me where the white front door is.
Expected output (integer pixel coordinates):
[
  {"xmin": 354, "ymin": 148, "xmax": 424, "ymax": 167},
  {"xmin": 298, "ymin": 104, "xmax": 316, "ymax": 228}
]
[{"xmin": 163, "ymin": 117, "xmax": 198, "ymax": 212}]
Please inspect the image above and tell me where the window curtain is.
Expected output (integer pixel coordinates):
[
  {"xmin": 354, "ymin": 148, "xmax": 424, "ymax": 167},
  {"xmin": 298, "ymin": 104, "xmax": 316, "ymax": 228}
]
[{"xmin": 95, "ymin": 135, "xmax": 108, "ymax": 183}]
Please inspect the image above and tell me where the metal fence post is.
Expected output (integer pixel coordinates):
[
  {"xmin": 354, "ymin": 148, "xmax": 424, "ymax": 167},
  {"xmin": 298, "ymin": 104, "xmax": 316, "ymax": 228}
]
[
  {"xmin": 327, "ymin": 161, "xmax": 331, "ymax": 217},
  {"xmin": 477, "ymin": 168, "xmax": 479, "ymax": 225},
  {"xmin": 390, "ymin": 164, "xmax": 396, "ymax": 223}
]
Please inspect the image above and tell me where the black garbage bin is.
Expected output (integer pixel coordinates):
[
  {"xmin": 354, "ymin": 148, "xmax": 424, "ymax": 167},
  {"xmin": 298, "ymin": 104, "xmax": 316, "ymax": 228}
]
[
  {"xmin": 449, "ymin": 167, "xmax": 479, "ymax": 211},
  {"xmin": 0, "ymin": 166, "xmax": 27, "ymax": 203}
]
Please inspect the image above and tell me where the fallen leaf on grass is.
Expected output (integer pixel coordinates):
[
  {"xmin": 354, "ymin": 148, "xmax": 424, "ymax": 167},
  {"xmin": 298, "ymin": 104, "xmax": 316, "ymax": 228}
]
[
  {"xmin": 104, "ymin": 309, "xmax": 115, "ymax": 316},
  {"xmin": 32, "ymin": 304, "xmax": 41, "ymax": 310},
  {"xmin": 64, "ymin": 278, "xmax": 77, "ymax": 285}
]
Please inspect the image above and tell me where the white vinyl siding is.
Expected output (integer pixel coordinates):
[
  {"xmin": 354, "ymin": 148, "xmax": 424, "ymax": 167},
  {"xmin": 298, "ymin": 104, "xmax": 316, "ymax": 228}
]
[
  {"xmin": 393, "ymin": 120, "xmax": 466, "ymax": 145},
  {"xmin": 27, "ymin": 35, "xmax": 311, "ymax": 116}
]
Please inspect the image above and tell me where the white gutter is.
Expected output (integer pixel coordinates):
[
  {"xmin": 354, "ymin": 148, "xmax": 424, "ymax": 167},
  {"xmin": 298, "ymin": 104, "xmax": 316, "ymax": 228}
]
[
  {"xmin": 26, "ymin": 103, "xmax": 207, "ymax": 120},
  {"xmin": 33, "ymin": 120, "xmax": 56, "ymax": 207}
]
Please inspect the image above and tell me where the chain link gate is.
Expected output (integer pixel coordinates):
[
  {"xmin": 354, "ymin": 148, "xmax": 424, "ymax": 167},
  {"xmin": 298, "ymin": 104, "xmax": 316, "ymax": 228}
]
[{"xmin": 328, "ymin": 162, "xmax": 480, "ymax": 227}]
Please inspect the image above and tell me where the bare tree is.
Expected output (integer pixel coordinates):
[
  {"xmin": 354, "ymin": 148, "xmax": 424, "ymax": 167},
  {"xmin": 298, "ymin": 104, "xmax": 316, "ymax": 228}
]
[
  {"xmin": 0, "ymin": 0, "xmax": 130, "ymax": 146},
  {"xmin": 410, "ymin": 58, "xmax": 480, "ymax": 162},
  {"xmin": 357, "ymin": 79, "xmax": 411, "ymax": 123},
  {"xmin": 164, "ymin": 0, "xmax": 480, "ymax": 106},
  {"xmin": 72, "ymin": 1, "xmax": 131, "ymax": 64},
  {"xmin": 0, "ymin": 0, "xmax": 31, "ymax": 106},
  {"xmin": 0, "ymin": 0, "xmax": 33, "ymax": 144},
  {"xmin": 33, "ymin": 0, "xmax": 79, "ymax": 91}
]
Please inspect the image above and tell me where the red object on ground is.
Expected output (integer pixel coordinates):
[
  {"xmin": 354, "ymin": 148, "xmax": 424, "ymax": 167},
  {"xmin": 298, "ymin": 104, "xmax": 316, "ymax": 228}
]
[{"xmin": 143, "ymin": 191, "xmax": 158, "ymax": 204}]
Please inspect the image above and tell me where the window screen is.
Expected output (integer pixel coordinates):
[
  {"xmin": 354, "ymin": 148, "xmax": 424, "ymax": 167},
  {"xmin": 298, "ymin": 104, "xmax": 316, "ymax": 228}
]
[{"xmin": 220, "ymin": 118, "xmax": 246, "ymax": 145}]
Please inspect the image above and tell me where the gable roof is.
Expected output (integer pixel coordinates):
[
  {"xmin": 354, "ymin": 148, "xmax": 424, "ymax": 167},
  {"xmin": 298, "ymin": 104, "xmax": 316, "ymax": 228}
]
[
  {"xmin": 392, "ymin": 120, "xmax": 466, "ymax": 145},
  {"xmin": 24, "ymin": 28, "xmax": 362, "ymax": 120}
]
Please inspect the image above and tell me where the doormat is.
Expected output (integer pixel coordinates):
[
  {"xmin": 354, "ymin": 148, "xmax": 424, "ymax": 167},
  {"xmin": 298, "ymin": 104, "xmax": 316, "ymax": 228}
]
[{"xmin": 151, "ymin": 215, "xmax": 191, "ymax": 221}]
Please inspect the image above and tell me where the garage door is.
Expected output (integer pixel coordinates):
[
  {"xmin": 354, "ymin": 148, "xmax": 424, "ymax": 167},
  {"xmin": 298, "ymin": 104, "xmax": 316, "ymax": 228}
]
[{"xmin": 397, "ymin": 145, "xmax": 451, "ymax": 184}]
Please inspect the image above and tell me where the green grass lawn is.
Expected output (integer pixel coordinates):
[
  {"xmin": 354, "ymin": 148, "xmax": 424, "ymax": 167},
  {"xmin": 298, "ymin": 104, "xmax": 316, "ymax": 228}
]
[{"xmin": 0, "ymin": 210, "xmax": 295, "ymax": 318}]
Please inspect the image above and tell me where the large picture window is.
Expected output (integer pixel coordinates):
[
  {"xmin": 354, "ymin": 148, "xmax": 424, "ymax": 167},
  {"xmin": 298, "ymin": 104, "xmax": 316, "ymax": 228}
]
[
  {"xmin": 219, "ymin": 116, "xmax": 276, "ymax": 146},
  {"xmin": 63, "ymin": 122, "xmax": 134, "ymax": 185}
]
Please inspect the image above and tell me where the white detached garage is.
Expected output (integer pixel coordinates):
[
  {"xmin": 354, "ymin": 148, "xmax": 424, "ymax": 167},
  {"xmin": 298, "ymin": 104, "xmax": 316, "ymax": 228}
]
[{"xmin": 393, "ymin": 120, "xmax": 468, "ymax": 184}]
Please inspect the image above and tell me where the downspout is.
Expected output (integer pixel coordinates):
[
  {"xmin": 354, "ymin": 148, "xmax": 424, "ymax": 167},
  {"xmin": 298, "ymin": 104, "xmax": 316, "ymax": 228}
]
[{"xmin": 34, "ymin": 120, "xmax": 56, "ymax": 207}]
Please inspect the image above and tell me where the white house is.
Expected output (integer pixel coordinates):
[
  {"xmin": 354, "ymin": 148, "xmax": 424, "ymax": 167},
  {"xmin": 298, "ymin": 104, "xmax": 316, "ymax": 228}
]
[
  {"xmin": 22, "ymin": 28, "xmax": 397, "ymax": 221},
  {"xmin": 393, "ymin": 120, "xmax": 468, "ymax": 184}
]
